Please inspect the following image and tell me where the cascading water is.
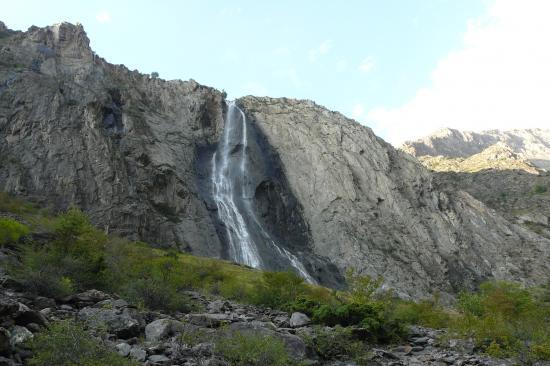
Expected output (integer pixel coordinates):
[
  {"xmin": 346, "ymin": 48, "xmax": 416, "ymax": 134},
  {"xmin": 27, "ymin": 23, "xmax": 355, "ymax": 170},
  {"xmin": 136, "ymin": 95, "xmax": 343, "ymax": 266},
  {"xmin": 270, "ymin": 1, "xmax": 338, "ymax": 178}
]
[{"xmin": 211, "ymin": 101, "xmax": 316, "ymax": 283}]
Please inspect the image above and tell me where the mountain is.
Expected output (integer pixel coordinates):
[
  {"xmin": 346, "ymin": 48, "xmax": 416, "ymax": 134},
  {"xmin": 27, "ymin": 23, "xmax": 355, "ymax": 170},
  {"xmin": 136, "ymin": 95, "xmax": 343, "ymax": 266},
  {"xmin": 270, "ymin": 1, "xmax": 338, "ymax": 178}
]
[
  {"xmin": 401, "ymin": 127, "xmax": 550, "ymax": 170},
  {"xmin": 1, "ymin": 21, "xmax": 549, "ymax": 300},
  {"xmin": 401, "ymin": 128, "xmax": 550, "ymax": 240}
]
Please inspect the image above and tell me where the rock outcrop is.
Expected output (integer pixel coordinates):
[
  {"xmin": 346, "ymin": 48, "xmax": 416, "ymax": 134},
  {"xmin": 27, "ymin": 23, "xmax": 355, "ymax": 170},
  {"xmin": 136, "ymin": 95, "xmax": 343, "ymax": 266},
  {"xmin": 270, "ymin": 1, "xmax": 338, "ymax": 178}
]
[
  {"xmin": 0, "ymin": 22, "xmax": 226, "ymax": 256},
  {"xmin": 401, "ymin": 128, "xmax": 550, "ymax": 241},
  {"xmin": 238, "ymin": 97, "xmax": 550, "ymax": 299},
  {"xmin": 401, "ymin": 127, "xmax": 550, "ymax": 170},
  {"xmin": 1, "ymin": 22, "xmax": 549, "ymax": 298}
]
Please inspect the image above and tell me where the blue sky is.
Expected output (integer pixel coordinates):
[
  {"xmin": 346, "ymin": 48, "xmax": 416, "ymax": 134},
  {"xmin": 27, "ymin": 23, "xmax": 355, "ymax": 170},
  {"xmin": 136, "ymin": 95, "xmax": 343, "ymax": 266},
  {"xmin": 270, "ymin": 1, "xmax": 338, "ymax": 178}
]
[{"xmin": 3, "ymin": 1, "xmax": 550, "ymax": 144}]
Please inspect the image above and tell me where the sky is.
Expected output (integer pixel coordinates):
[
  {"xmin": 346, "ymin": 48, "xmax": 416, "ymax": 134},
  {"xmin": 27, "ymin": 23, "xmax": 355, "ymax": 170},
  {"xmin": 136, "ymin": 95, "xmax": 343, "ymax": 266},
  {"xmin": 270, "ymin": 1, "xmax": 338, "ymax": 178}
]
[{"xmin": 2, "ymin": 0, "xmax": 549, "ymax": 145}]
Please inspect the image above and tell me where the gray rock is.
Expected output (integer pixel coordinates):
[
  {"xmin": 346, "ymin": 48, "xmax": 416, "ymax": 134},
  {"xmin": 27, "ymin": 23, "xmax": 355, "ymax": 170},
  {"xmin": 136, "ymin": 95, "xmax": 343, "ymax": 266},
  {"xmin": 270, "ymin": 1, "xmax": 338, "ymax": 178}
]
[
  {"xmin": 32, "ymin": 297, "xmax": 56, "ymax": 310},
  {"xmin": 289, "ymin": 312, "xmax": 311, "ymax": 328},
  {"xmin": 9, "ymin": 326, "xmax": 33, "ymax": 346},
  {"xmin": 412, "ymin": 337, "xmax": 429, "ymax": 345},
  {"xmin": 13, "ymin": 303, "xmax": 47, "ymax": 327},
  {"xmin": 129, "ymin": 346, "xmax": 147, "ymax": 362},
  {"xmin": 206, "ymin": 300, "xmax": 230, "ymax": 314},
  {"xmin": 145, "ymin": 318, "xmax": 185, "ymax": 342},
  {"xmin": 116, "ymin": 342, "xmax": 131, "ymax": 357},
  {"xmin": 187, "ymin": 314, "xmax": 231, "ymax": 328},
  {"xmin": 78, "ymin": 306, "xmax": 141, "ymax": 338},
  {"xmin": 147, "ymin": 354, "xmax": 171, "ymax": 365}
]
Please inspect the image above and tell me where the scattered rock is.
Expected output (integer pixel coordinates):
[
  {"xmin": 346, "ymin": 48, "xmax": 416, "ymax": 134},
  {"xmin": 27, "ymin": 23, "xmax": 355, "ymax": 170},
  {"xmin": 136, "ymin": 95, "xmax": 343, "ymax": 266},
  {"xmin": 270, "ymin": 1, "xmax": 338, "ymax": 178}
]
[
  {"xmin": 289, "ymin": 312, "xmax": 310, "ymax": 328},
  {"xmin": 9, "ymin": 326, "xmax": 33, "ymax": 346},
  {"xmin": 78, "ymin": 306, "xmax": 142, "ymax": 338},
  {"xmin": 145, "ymin": 318, "xmax": 184, "ymax": 342},
  {"xmin": 129, "ymin": 346, "xmax": 147, "ymax": 362},
  {"xmin": 187, "ymin": 313, "xmax": 231, "ymax": 328},
  {"xmin": 147, "ymin": 354, "xmax": 171, "ymax": 365},
  {"xmin": 116, "ymin": 342, "xmax": 131, "ymax": 357}
]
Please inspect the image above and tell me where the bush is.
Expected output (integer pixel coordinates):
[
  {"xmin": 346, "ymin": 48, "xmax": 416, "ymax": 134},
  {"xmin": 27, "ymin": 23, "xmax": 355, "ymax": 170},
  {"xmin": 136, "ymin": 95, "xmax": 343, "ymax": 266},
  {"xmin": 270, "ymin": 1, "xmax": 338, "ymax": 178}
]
[
  {"xmin": 251, "ymin": 271, "xmax": 306, "ymax": 309},
  {"xmin": 393, "ymin": 298, "xmax": 451, "ymax": 328},
  {"xmin": 0, "ymin": 218, "xmax": 29, "ymax": 246},
  {"xmin": 214, "ymin": 331, "xmax": 293, "ymax": 366},
  {"xmin": 533, "ymin": 185, "xmax": 548, "ymax": 194},
  {"xmin": 27, "ymin": 320, "xmax": 138, "ymax": 366},
  {"xmin": 449, "ymin": 281, "xmax": 550, "ymax": 362},
  {"xmin": 12, "ymin": 207, "xmax": 106, "ymax": 298},
  {"xmin": 301, "ymin": 325, "xmax": 371, "ymax": 364}
]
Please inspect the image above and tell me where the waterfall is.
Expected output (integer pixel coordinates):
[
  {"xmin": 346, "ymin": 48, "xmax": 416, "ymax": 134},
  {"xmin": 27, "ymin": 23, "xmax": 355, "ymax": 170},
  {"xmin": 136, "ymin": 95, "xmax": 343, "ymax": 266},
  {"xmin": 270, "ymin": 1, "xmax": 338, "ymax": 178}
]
[{"xmin": 211, "ymin": 101, "xmax": 316, "ymax": 283}]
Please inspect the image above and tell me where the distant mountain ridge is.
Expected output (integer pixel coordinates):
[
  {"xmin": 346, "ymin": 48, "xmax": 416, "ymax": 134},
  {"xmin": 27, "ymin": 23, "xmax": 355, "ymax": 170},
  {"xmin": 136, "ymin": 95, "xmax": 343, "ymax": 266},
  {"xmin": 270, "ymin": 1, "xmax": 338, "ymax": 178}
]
[
  {"xmin": 401, "ymin": 128, "xmax": 550, "ymax": 171},
  {"xmin": 401, "ymin": 128, "xmax": 550, "ymax": 240}
]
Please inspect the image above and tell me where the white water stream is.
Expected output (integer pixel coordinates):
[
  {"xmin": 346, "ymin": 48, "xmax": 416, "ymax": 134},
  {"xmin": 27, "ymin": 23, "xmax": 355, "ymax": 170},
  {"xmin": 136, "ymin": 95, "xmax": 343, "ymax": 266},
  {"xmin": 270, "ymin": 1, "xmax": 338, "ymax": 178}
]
[{"xmin": 211, "ymin": 101, "xmax": 315, "ymax": 283}]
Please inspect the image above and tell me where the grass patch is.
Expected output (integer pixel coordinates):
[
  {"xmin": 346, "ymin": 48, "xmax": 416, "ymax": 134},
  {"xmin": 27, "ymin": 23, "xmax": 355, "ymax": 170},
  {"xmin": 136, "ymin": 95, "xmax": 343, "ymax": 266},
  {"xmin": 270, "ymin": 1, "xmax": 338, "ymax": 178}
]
[
  {"xmin": 214, "ymin": 331, "xmax": 295, "ymax": 366},
  {"xmin": 27, "ymin": 319, "xmax": 138, "ymax": 366}
]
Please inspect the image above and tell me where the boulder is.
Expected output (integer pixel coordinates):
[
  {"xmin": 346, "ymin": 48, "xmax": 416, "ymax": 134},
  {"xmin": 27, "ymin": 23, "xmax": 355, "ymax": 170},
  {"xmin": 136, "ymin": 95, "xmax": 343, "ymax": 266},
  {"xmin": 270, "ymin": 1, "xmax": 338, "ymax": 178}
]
[
  {"xmin": 148, "ymin": 354, "xmax": 171, "ymax": 365},
  {"xmin": 9, "ymin": 326, "xmax": 32, "ymax": 346},
  {"xmin": 116, "ymin": 342, "xmax": 131, "ymax": 357},
  {"xmin": 129, "ymin": 346, "xmax": 147, "ymax": 362},
  {"xmin": 145, "ymin": 318, "xmax": 185, "ymax": 342},
  {"xmin": 289, "ymin": 312, "xmax": 310, "ymax": 328},
  {"xmin": 206, "ymin": 300, "xmax": 230, "ymax": 313},
  {"xmin": 78, "ymin": 307, "xmax": 141, "ymax": 338},
  {"xmin": 13, "ymin": 304, "xmax": 47, "ymax": 327}
]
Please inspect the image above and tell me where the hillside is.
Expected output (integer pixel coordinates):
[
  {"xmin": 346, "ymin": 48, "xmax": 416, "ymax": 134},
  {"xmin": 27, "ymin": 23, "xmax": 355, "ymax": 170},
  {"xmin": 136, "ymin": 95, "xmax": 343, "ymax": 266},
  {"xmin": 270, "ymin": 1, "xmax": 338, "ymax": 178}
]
[
  {"xmin": 0, "ymin": 21, "xmax": 549, "ymax": 300},
  {"xmin": 401, "ymin": 129, "xmax": 550, "ymax": 239},
  {"xmin": 401, "ymin": 127, "xmax": 550, "ymax": 170}
]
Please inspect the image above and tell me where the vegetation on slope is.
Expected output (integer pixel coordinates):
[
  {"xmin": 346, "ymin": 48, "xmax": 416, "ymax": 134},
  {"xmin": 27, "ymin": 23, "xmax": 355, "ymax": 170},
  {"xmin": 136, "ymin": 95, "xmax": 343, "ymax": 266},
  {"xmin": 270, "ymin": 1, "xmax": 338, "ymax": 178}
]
[{"xmin": 0, "ymin": 192, "xmax": 549, "ymax": 363}]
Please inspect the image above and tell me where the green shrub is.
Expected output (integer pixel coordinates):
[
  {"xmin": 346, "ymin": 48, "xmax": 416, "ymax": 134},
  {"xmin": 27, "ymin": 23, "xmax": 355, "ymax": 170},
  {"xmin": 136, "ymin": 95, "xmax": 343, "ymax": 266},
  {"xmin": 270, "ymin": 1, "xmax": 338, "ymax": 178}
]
[
  {"xmin": 301, "ymin": 325, "xmax": 371, "ymax": 365},
  {"xmin": 449, "ymin": 281, "xmax": 550, "ymax": 361},
  {"xmin": 392, "ymin": 298, "xmax": 451, "ymax": 328},
  {"xmin": 251, "ymin": 271, "xmax": 306, "ymax": 309},
  {"xmin": 214, "ymin": 331, "xmax": 293, "ymax": 366},
  {"xmin": 27, "ymin": 320, "xmax": 138, "ymax": 366},
  {"xmin": 0, "ymin": 218, "xmax": 29, "ymax": 246},
  {"xmin": 120, "ymin": 277, "xmax": 195, "ymax": 312},
  {"xmin": 533, "ymin": 185, "xmax": 548, "ymax": 194},
  {"xmin": 11, "ymin": 208, "xmax": 106, "ymax": 298}
]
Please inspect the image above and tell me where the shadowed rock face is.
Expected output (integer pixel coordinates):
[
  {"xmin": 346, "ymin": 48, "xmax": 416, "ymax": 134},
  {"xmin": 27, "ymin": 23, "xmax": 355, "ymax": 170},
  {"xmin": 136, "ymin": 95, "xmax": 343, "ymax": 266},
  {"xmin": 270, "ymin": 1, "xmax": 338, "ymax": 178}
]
[{"xmin": 1, "ymin": 22, "xmax": 549, "ymax": 298}]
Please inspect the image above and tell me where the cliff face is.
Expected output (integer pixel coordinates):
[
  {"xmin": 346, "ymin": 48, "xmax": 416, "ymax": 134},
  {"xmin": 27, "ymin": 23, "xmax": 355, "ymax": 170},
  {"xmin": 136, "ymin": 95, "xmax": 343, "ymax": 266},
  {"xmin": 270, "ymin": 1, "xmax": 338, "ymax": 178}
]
[
  {"xmin": 400, "ymin": 128, "xmax": 550, "ymax": 241},
  {"xmin": 0, "ymin": 22, "xmax": 226, "ymax": 256},
  {"xmin": 1, "ymin": 22, "xmax": 549, "ymax": 298},
  {"xmin": 239, "ymin": 97, "xmax": 550, "ymax": 299}
]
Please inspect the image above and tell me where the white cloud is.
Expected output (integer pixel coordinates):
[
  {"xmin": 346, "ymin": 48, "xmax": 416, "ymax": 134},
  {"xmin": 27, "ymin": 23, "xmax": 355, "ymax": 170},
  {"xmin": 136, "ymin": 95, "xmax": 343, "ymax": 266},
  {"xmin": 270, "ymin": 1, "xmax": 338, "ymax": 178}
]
[
  {"xmin": 366, "ymin": 0, "xmax": 550, "ymax": 146},
  {"xmin": 358, "ymin": 56, "xmax": 375, "ymax": 74},
  {"xmin": 352, "ymin": 104, "xmax": 365, "ymax": 119},
  {"xmin": 309, "ymin": 39, "xmax": 333, "ymax": 62},
  {"xmin": 96, "ymin": 10, "xmax": 112, "ymax": 23}
]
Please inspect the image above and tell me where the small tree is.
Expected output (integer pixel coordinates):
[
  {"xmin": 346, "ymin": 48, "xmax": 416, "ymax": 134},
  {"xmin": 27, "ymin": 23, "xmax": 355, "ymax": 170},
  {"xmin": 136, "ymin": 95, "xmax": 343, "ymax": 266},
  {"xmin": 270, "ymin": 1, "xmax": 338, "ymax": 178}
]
[{"xmin": 151, "ymin": 71, "xmax": 159, "ymax": 79}]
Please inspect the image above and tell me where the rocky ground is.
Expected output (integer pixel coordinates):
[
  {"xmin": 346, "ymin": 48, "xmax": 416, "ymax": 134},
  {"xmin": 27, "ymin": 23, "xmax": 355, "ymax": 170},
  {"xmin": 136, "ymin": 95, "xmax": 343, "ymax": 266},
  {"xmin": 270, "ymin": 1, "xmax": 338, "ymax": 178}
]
[{"xmin": 0, "ymin": 283, "xmax": 519, "ymax": 366}]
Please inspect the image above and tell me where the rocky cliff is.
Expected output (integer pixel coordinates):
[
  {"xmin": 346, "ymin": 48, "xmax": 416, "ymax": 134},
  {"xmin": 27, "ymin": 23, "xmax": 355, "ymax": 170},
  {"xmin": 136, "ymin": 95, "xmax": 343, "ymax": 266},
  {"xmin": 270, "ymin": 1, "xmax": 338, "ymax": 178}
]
[
  {"xmin": 238, "ymin": 97, "xmax": 549, "ymax": 299},
  {"xmin": 401, "ymin": 127, "xmax": 550, "ymax": 170},
  {"xmin": 401, "ymin": 128, "xmax": 550, "ymax": 240},
  {"xmin": 1, "ymin": 21, "xmax": 549, "ymax": 299}
]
